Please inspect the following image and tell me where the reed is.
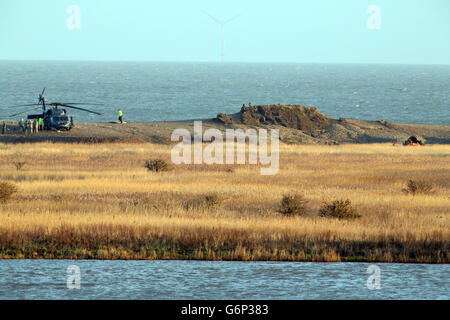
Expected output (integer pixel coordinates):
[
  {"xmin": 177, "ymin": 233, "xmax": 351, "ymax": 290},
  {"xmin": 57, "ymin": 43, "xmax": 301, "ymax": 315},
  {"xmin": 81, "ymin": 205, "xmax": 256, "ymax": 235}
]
[{"xmin": 0, "ymin": 142, "xmax": 448, "ymax": 262}]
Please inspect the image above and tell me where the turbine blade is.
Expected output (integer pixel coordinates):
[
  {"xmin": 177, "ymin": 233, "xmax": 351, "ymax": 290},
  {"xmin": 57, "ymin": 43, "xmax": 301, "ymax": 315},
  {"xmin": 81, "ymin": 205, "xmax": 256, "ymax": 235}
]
[
  {"xmin": 224, "ymin": 14, "xmax": 240, "ymax": 24},
  {"xmin": 201, "ymin": 10, "xmax": 223, "ymax": 24}
]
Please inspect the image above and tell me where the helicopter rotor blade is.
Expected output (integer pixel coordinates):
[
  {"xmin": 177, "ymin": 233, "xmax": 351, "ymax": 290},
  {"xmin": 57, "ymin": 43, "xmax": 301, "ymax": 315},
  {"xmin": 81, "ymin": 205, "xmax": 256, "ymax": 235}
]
[
  {"xmin": 58, "ymin": 104, "xmax": 102, "ymax": 115},
  {"xmin": 61, "ymin": 103, "xmax": 104, "ymax": 105},
  {"xmin": 41, "ymin": 87, "xmax": 46, "ymax": 96},
  {"xmin": 9, "ymin": 106, "xmax": 42, "ymax": 117},
  {"xmin": 5, "ymin": 103, "xmax": 42, "ymax": 108}
]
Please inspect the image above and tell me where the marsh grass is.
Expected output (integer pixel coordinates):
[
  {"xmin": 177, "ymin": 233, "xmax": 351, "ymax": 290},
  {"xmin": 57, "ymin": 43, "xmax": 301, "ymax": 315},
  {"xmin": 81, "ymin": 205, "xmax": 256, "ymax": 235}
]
[
  {"xmin": 184, "ymin": 193, "xmax": 225, "ymax": 211},
  {"xmin": 0, "ymin": 142, "xmax": 448, "ymax": 262}
]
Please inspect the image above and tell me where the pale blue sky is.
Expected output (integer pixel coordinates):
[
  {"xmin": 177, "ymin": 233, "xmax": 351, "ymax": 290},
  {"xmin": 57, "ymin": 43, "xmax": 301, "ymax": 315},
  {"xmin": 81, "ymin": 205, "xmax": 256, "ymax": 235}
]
[{"xmin": 0, "ymin": 0, "xmax": 449, "ymax": 64}]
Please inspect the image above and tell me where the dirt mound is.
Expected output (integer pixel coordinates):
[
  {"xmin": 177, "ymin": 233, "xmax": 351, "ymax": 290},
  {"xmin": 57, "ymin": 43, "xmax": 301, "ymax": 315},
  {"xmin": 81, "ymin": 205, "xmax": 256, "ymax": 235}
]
[
  {"xmin": 216, "ymin": 113, "xmax": 234, "ymax": 125},
  {"xmin": 238, "ymin": 104, "xmax": 330, "ymax": 133}
]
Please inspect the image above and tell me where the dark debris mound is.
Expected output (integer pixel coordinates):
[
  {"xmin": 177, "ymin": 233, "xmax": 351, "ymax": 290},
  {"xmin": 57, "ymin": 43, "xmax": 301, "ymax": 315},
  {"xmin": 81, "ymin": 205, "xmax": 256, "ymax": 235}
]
[
  {"xmin": 235, "ymin": 104, "xmax": 330, "ymax": 133},
  {"xmin": 216, "ymin": 113, "xmax": 235, "ymax": 125}
]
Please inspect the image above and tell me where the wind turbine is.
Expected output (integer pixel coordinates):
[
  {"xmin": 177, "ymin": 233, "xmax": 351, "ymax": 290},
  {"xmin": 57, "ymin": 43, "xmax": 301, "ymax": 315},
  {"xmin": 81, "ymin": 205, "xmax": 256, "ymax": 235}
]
[{"xmin": 202, "ymin": 11, "xmax": 239, "ymax": 62}]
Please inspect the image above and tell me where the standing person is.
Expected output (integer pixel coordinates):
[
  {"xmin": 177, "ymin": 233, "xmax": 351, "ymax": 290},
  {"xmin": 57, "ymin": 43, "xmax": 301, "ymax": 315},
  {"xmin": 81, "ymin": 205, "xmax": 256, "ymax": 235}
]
[
  {"xmin": 26, "ymin": 120, "xmax": 32, "ymax": 135},
  {"xmin": 34, "ymin": 119, "xmax": 39, "ymax": 133},
  {"xmin": 118, "ymin": 109, "xmax": 123, "ymax": 124},
  {"xmin": 32, "ymin": 119, "xmax": 37, "ymax": 133},
  {"xmin": 19, "ymin": 118, "xmax": 25, "ymax": 133},
  {"xmin": 38, "ymin": 117, "xmax": 43, "ymax": 131},
  {"xmin": 249, "ymin": 102, "xmax": 252, "ymax": 107},
  {"xmin": 1, "ymin": 121, "xmax": 6, "ymax": 134}
]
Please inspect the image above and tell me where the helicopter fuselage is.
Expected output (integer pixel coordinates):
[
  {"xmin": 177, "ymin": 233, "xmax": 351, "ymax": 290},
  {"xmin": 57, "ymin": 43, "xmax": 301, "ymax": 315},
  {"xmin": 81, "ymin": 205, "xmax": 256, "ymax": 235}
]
[{"xmin": 27, "ymin": 107, "xmax": 74, "ymax": 130}]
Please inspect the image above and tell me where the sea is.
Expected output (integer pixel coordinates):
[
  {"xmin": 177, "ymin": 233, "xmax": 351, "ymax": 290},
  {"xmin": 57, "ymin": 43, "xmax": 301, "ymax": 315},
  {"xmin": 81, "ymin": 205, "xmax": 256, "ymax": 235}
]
[{"xmin": 0, "ymin": 61, "xmax": 449, "ymax": 125}]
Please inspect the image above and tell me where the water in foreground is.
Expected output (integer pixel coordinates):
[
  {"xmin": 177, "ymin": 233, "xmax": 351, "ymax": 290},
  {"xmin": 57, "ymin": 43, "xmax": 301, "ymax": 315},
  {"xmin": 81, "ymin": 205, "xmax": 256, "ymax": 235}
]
[{"xmin": 0, "ymin": 260, "xmax": 448, "ymax": 300}]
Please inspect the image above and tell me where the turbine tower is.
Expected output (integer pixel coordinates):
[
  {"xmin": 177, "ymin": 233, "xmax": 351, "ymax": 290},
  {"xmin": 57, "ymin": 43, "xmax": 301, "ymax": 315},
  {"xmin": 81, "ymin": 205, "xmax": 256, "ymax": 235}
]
[{"xmin": 203, "ymin": 11, "xmax": 239, "ymax": 62}]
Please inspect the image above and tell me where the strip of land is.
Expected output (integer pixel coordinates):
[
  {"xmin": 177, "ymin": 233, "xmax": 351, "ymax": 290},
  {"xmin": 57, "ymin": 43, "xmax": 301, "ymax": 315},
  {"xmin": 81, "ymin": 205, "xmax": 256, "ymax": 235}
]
[{"xmin": 1, "ymin": 105, "xmax": 449, "ymax": 144}]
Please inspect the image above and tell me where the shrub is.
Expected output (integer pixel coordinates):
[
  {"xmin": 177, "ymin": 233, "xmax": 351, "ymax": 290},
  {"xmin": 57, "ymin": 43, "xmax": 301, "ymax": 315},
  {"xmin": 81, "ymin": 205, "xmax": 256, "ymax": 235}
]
[
  {"xmin": 185, "ymin": 193, "xmax": 224, "ymax": 211},
  {"xmin": 13, "ymin": 161, "xmax": 26, "ymax": 171},
  {"xmin": 318, "ymin": 199, "xmax": 361, "ymax": 219},
  {"xmin": 145, "ymin": 159, "xmax": 172, "ymax": 172},
  {"xmin": 279, "ymin": 193, "xmax": 308, "ymax": 216},
  {"xmin": 402, "ymin": 179, "xmax": 434, "ymax": 195},
  {"xmin": 0, "ymin": 181, "xmax": 19, "ymax": 203}
]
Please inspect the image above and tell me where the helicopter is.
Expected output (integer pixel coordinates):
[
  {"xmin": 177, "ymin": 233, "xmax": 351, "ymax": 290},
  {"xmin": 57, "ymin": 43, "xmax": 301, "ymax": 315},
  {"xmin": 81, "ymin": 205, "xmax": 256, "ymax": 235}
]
[{"xmin": 7, "ymin": 87, "xmax": 102, "ymax": 130}]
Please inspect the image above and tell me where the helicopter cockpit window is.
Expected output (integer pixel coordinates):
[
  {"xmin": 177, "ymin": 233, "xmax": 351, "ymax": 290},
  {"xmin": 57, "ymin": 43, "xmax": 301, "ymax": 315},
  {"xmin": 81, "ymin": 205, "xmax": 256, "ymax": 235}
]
[{"xmin": 54, "ymin": 116, "xmax": 69, "ymax": 121}]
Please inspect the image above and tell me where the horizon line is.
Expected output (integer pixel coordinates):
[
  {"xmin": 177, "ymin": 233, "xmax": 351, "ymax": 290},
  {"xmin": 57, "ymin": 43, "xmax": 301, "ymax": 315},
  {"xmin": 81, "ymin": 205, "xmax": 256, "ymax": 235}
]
[{"xmin": 0, "ymin": 59, "xmax": 449, "ymax": 66}]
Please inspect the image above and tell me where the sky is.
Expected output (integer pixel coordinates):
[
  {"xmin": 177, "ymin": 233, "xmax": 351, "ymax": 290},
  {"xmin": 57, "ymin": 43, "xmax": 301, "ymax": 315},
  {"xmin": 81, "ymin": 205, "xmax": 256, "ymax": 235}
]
[{"xmin": 0, "ymin": 0, "xmax": 449, "ymax": 64}]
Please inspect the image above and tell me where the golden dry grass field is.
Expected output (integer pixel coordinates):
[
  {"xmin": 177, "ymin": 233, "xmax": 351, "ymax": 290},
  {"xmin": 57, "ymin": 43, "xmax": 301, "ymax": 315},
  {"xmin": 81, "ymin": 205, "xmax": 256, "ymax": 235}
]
[{"xmin": 0, "ymin": 142, "xmax": 448, "ymax": 262}]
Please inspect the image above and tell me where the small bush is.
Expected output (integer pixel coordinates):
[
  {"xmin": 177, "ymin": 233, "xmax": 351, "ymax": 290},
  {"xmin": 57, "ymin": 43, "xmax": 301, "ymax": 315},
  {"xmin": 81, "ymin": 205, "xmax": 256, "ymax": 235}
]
[
  {"xmin": 0, "ymin": 181, "xmax": 19, "ymax": 203},
  {"xmin": 402, "ymin": 179, "xmax": 434, "ymax": 195},
  {"xmin": 279, "ymin": 193, "xmax": 308, "ymax": 216},
  {"xmin": 13, "ymin": 161, "xmax": 26, "ymax": 171},
  {"xmin": 318, "ymin": 199, "xmax": 361, "ymax": 219},
  {"xmin": 145, "ymin": 159, "xmax": 172, "ymax": 172},
  {"xmin": 185, "ymin": 193, "xmax": 224, "ymax": 211}
]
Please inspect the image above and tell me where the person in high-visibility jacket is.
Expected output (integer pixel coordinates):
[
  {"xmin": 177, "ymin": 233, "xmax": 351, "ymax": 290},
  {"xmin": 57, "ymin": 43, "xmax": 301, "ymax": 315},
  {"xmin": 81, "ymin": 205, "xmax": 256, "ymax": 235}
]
[
  {"xmin": 118, "ymin": 109, "xmax": 123, "ymax": 123},
  {"xmin": 38, "ymin": 117, "xmax": 43, "ymax": 131}
]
